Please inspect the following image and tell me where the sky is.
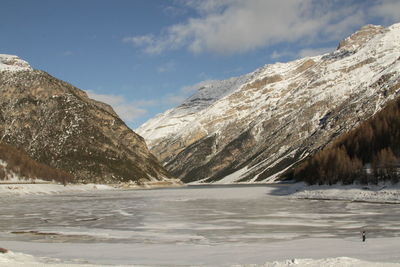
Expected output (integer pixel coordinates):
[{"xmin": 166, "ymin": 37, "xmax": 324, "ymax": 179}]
[{"xmin": 1, "ymin": 0, "xmax": 400, "ymax": 129}]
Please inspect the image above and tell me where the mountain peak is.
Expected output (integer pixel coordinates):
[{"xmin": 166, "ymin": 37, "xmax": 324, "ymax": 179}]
[
  {"xmin": 0, "ymin": 54, "xmax": 32, "ymax": 72},
  {"xmin": 138, "ymin": 22, "xmax": 400, "ymax": 184},
  {"xmin": 337, "ymin": 24, "xmax": 386, "ymax": 51},
  {"xmin": 0, "ymin": 68, "xmax": 173, "ymax": 184}
]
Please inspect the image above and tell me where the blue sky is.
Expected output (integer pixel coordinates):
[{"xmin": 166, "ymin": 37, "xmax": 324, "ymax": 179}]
[{"xmin": 1, "ymin": 0, "xmax": 400, "ymax": 129}]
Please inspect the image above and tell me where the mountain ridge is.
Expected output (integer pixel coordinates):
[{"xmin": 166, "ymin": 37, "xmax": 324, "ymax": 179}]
[
  {"xmin": 137, "ymin": 22, "xmax": 400, "ymax": 184},
  {"xmin": 0, "ymin": 64, "xmax": 174, "ymax": 184}
]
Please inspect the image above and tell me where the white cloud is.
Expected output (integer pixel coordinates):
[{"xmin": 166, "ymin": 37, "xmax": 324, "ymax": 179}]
[
  {"xmin": 157, "ymin": 61, "xmax": 176, "ymax": 73},
  {"xmin": 163, "ymin": 4, "xmax": 188, "ymax": 17},
  {"xmin": 86, "ymin": 90, "xmax": 148, "ymax": 123},
  {"xmin": 159, "ymin": 82, "xmax": 203, "ymax": 106},
  {"xmin": 122, "ymin": 35, "xmax": 166, "ymax": 54},
  {"xmin": 297, "ymin": 47, "xmax": 335, "ymax": 58},
  {"xmin": 153, "ymin": 80, "xmax": 219, "ymax": 106},
  {"xmin": 180, "ymin": 82, "xmax": 205, "ymax": 95},
  {"xmin": 125, "ymin": 0, "xmax": 376, "ymax": 55},
  {"xmin": 85, "ymin": 87, "xmax": 195, "ymax": 123},
  {"xmin": 223, "ymin": 66, "xmax": 244, "ymax": 75},
  {"xmin": 86, "ymin": 90, "xmax": 124, "ymax": 106},
  {"xmin": 162, "ymin": 94, "xmax": 187, "ymax": 105},
  {"xmin": 122, "ymin": 35, "xmax": 154, "ymax": 46},
  {"xmin": 113, "ymin": 105, "xmax": 146, "ymax": 123},
  {"xmin": 371, "ymin": 0, "xmax": 400, "ymax": 23},
  {"xmin": 270, "ymin": 46, "xmax": 335, "ymax": 60},
  {"xmin": 270, "ymin": 50, "xmax": 295, "ymax": 60},
  {"xmin": 179, "ymin": 0, "xmax": 236, "ymax": 15}
]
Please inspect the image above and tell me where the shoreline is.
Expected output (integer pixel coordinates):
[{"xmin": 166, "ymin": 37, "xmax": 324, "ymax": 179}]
[
  {"xmin": 188, "ymin": 181, "xmax": 400, "ymax": 204},
  {"xmin": 1, "ymin": 237, "xmax": 400, "ymax": 266},
  {"xmin": 1, "ymin": 180, "xmax": 400, "ymax": 205},
  {"xmin": 0, "ymin": 179, "xmax": 184, "ymax": 195},
  {"xmin": 285, "ymin": 182, "xmax": 400, "ymax": 204}
]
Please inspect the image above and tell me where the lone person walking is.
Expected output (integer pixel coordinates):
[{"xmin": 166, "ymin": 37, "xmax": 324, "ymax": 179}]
[{"xmin": 362, "ymin": 230, "xmax": 366, "ymax": 242}]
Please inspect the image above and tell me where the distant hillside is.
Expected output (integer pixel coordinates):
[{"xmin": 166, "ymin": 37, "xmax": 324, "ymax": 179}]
[
  {"xmin": 288, "ymin": 96, "xmax": 400, "ymax": 185},
  {"xmin": 0, "ymin": 54, "xmax": 173, "ymax": 184},
  {"xmin": 0, "ymin": 142, "xmax": 73, "ymax": 184},
  {"xmin": 137, "ymin": 23, "xmax": 400, "ymax": 184}
]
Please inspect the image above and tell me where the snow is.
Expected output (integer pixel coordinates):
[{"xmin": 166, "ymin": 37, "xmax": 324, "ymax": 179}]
[
  {"xmin": 0, "ymin": 250, "xmax": 108, "ymax": 266},
  {"xmin": 0, "ymin": 54, "xmax": 32, "ymax": 72},
  {"xmin": 1, "ymin": 184, "xmax": 400, "ymax": 266},
  {"xmin": 213, "ymin": 166, "xmax": 249, "ymax": 184},
  {"xmin": 1, "ymin": 238, "xmax": 400, "ymax": 266},
  {"xmin": 255, "ymin": 257, "xmax": 400, "ymax": 267},
  {"xmin": 279, "ymin": 182, "xmax": 400, "ymax": 204},
  {"xmin": 136, "ymin": 22, "xmax": 400, "ymax": 183},
  {"xmin": 136, "ymin": 74, "xmax": 251, "ymax": 146},
  {"xmin": 0, "ymin": 183, "xmax": 114, "ymax": 195}
]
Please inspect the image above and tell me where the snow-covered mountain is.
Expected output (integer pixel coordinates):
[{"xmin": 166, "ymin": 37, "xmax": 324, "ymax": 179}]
[
  {"xmin": 138, "ymin": 75, "xmax": 251, "ymax": 146},
  {"xmin": 0, "ymin": 54, "xmax": 32, "ymax": 72},
  {"xmin": 0, "ymin": 56, "xmax": 173, "ymax": 184},
  {"xmin": 137, "ymin": 23, "xmax": 400, "ymax": 184}
]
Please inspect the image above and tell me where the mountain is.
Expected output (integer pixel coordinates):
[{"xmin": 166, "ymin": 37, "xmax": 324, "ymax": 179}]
[
  {"xmin": 0, "ymin": 54, "xmax": 173, "ymax": 184},
  {"xmin": 290, "ymin": 96, "xmax": 400, "ymax": 186},
  {"xmin": 0, "ymin": 142, "xmax": 73, "ymax": 184},
  {"xmin": 137, "ymin": 23, "xmax": 400, "ymax": 184}
]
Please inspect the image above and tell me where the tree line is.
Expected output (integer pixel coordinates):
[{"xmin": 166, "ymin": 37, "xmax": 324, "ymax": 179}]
[
  {"xmin": 0, "ymin": 142, "xmax": 73, "ymax": 184},
  {"xmin": 288, "ymin": 97, "xmax": 400, "ymax": 185}
]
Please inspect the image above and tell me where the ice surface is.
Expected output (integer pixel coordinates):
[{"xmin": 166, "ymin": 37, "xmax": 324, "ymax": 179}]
[{"xmin": 0, "ymin": 185, "xmax": 400, "ymax": 265}]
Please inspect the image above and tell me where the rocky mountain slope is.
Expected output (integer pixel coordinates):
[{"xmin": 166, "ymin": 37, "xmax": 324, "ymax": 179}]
[
  {"xmin": 291, "ymin": 95, "xmax": 400, "ymax": 186},
  {"xmin": 0, "ymin": 54, "xmax": 173, "ymax": 184},
  {"xmin": 0, "ymin": 142, "xmax": 73, "ymax": 184},
  {"xmin": 137, "ymin": 23, "xmax": 400, "ymax": 184}
]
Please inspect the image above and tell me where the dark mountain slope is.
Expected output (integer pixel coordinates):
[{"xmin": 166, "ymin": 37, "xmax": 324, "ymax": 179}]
[
  {"xmin": 288, "ymin": 95, "xmax": 400, "ymax": 185},
  {"xmin": 0, "ymin": 142, "xmax": 72, "ymax": 183}
]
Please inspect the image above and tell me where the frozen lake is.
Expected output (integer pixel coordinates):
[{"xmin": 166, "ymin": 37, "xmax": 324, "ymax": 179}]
[{"xmin": 1, "ymin": 185, "xmax": 400, "ymax": 265}]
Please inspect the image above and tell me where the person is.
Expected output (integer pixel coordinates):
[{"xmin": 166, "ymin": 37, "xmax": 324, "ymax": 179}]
[{"xmin": 362, "ymin": 230, "xmax": 366, "ymax": 242}]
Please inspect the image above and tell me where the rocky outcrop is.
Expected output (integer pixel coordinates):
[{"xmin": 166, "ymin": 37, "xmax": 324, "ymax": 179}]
[
  {"xmin": 138, "ymin": 23, "xmax": 400, "ymax": 184},
  {"xmin": 0, "ymin": 60, "xmax": 172, "ymax": 184}
]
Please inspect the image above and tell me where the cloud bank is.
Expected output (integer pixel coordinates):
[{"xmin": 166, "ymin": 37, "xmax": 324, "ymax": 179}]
[
  {"xmin": 124, "ymin": 0, "xmax": 400, "ymax": 55},
  {"xmin": 86, "ymin": 90, "xmax": 148, "ymax": 123},
  {"xmin": 86, "ymin": 87, "xmax": 195, "ymax": 125}
]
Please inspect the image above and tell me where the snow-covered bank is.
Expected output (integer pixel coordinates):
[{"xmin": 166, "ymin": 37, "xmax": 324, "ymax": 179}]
[
  {"xmin": 0, "ymin": 179, "xmax": 184, "ymax": 195},
  {"xmin": 1, "ymin": 237, "xmax": 400, "ymax": 266},
  {"xmin": 114, "ymin": 179, "xmax": 184, "ymax": 190},
  {"xmin": 281, "ymin": 182, "xmax": 400, "ymax": 203},
  {"xmin": 0, "ymin": 183, "xmax": 114, "ymax": 195},
  {"xmin": 0, "ymin": 251, "xmax": 89, "ymax": 266},
  {"xmin": 0, "ymin": 253, "xmax": 399, "ymax": 267},
  {"xmin": 248, "ymin": 257, "xmax": 400, "ymax": 267}
]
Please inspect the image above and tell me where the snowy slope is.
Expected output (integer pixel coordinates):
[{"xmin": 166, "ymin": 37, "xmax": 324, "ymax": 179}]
[
  {"xmin": 137, "ymin": 74, "xmax": 251, "ymax": 145},
  {"xmin": 1, "ymin": 252, "xmax": 399, "ymax": 267},
  {"xmin": 0, "ymin": 54, "xmax": 31, "ymax": 72},
  {"xmin": 137, "ymin": 23, "xmax": 400, "ymax": 183}
]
